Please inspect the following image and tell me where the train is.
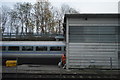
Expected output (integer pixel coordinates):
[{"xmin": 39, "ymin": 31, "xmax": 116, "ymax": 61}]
[{"xmin": 2, "ymin": 41, "xmax": 66, "ymax": 65}]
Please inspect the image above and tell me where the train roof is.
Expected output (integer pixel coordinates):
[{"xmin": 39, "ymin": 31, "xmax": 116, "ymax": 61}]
[{"xmin": 2, "ymin": 41, "xmax": 65, "ymax": 46}]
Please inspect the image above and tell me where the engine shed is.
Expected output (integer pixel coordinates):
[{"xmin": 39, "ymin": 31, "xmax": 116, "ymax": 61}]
[{"xmin": 64, "ymin": 14, "xmax": 120, "ymax": 69}]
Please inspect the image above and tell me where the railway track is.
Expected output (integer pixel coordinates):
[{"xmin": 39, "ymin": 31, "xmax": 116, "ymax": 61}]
[
  {"xmin": 2, "ymin": 65, "xmax": 120, "ymax": 80},
  {"xmin": 2, "ymin": 72, "xmax": 119, "ymax": 79}
]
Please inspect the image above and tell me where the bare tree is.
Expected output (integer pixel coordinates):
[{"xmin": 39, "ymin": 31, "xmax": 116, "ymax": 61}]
[
  {"xmin": 12, "ymin": 3, "xmax": 33, "ymax": 36},
  {"xmin": 1, "ymin": 6, "xmax": 10, "ymax": 34},
  {"xmin": 53, "ymin": 4, "xmax": 79, "ymax": 34},
  {"xmin": 2, "ymin": 2, "xmax": 79, "ymax": 38},
  {"xmin": 15, "ymin": 3, "xmax": 25, "ymax": 36},
  {"xmin": 22, "ymin": 3, "xmax": 33, "ymax": 34},
  {"xmin": 34, "ymin": 0, "xmax": 56, "ymax": 34},
  {"xmin": 8, "ymin": 9, "xmax": 20, "ymax": 37}
]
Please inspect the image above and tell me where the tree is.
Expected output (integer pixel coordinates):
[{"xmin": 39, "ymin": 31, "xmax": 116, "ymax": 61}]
[
  {"xmin": 61, "ymin": 4, "xmax": 79, "ymax": 14},
  {"xmin": 22, "ymin": 3, "xmax": 33, "ymax": 34},
  {"xmin": 14, "ymin": 3, "xmax": 33, "ymax": 36},
  {"xmin": 1, "ymin": 6, "xmax": 10, "ymax": 34},
  {"xmin": 53, "ymin": 4, "xmax": 79, "ymax": 34},
  {"xmin": 34, "ymin": 0, "xmax": 54, "ymax": 34},
  {"xmin": 8, "ymin": 9, "xmax": 20, "ymax": 37},
  {"xmin": 1, "ymin": 2, "xmax": 79, "ymax": 37}
]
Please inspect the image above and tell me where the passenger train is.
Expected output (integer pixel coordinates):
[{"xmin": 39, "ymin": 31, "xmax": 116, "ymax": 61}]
[{"xmin": 2, "ymin": 41, "xmax": 66, "ymax": 65}]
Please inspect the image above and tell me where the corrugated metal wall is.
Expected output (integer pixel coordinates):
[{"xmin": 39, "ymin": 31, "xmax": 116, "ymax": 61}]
[
  {"xmin": 66, "ymin": 17, "xmax": 119, "ymax": 69},
  {"xmin": 68, "ymin": 43, "xmax": 118, "ymax": 68}
]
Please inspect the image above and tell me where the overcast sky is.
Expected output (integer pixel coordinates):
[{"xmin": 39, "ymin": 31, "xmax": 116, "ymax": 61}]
[{"xmin": 1, "ymin": 0, "xmax": 120, "ymax": 13}]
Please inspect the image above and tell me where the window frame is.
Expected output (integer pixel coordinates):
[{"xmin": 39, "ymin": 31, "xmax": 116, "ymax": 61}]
[
  {"xmin": 22, "ymin": 46, "xmax": 34, "ymax": 51},
  {"xmin": 8, "ymin": 46, "xmax": 20, "ymax": 51},
  {"xmin": 50, "ymin": 46, "xmax": 62, "ymax": 51},
  {"xmin": 36, "ymin": 46, "xmax": 48, "ymax": 52}
]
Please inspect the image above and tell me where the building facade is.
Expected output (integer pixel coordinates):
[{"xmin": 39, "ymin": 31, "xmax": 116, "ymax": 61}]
[{"xmin": 64, "ymin": 14, "xmax": 120, "ymax": 69}]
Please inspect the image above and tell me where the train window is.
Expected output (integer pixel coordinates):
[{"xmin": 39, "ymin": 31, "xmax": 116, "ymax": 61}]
[
  {"xmin": 50, "ymin": 46, "xmax": 61, "ymax": 51},
  {"xmin": 22, "ymin": 46, "xmax": 33, "ymax": 51},
  {"xmin": 36, "ymin": 46, "xmax": 47, "ymax": 51},
  {"xmin": 2, "ymin": 46, "xmax": 6, "ymax": 51},
  {"xmin": 64, "ymin": 47, "xmax": 66, "ymax": 51},
  {"xmin": 8, "ymin": 46, "xmax": 19, "ymax": 51}
]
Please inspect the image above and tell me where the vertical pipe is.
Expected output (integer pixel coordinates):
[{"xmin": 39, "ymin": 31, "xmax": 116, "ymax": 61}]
[{"xmin": 66, "ymin": 17, "xmax": 69, "ymax": 69}]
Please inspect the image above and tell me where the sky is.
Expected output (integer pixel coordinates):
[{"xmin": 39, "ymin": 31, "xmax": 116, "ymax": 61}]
[{"xmin": 1, "ymin": 0, "xmax": 120, "ymax": 13}]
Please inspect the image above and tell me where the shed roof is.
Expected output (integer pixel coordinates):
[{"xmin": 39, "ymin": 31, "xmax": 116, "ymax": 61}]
[
  {"xmin": 64, "ymin": 14, "xmax": 119, "ymax": 18},
  {"xmin": 63, "ymin": 14, "xmax": 120, "ymax": 28}
]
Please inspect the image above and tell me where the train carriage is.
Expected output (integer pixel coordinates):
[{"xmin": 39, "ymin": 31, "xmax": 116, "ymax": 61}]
[{"xmin": 2, "ymin": 41, "xmax": 65, "ymax": 65}]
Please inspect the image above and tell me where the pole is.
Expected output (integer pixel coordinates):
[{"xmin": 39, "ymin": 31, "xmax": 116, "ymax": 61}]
[
  {"xmin": 110, "ymin": 57, "xmax": 112, "ymax": 70},
  {"xmin": 59, "ymin": 20, "xmax": 61, "ymax": 35}
]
